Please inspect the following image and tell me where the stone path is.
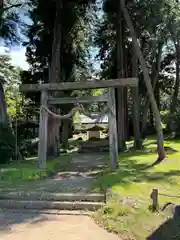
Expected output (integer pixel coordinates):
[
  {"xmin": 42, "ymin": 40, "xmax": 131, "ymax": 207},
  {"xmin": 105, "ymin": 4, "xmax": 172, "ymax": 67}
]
[
  {"xmin": 36, "ymin": 153, "xmax": 106, "ymax": 192},
  {"xmin": 0, "ymin": 153, "xmax": 121, "ymax": 239},
  {"xmin": 5, "ymin": 153, "xmax": 106, "ymax": 193},
  {"xmin": 0, "ymin": 211, "xmax": 120, "ymax": 240}
]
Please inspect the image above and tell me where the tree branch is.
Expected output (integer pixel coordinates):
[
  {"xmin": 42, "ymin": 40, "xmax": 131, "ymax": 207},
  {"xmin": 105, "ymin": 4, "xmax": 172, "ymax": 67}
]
[{"xmin": 0, "ymin": 3, "xmax": 22, "ymax": 14}]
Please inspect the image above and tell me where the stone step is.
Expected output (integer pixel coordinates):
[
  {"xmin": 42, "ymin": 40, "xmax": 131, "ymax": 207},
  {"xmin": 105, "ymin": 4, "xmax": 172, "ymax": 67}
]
[
  {"xmin": 0, "ymin": 192, "xmax": 105, "ymax": 202},
  {"xmin": 0, "ymin": 199, "xmax": 104, "ymax": 211},
  {"xmin": 0, "ymin": 209, "xmax": 93, "ymax": 216}
]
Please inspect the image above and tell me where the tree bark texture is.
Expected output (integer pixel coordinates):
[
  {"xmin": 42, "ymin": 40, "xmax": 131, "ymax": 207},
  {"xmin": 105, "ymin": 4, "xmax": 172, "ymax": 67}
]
[
  {"xmin": 168, "ymin": 43, "xmax": 180, "ymax": 134},
  {"xmin": 0, "ymin": 82, "xmax": 8, "ymax": 126},
  {"xmin": 131, "ymin": 44, "xmax": 141, "ymax": 149},
  {"xmin": 61, "ymin": 119, "xmax": 70, "ymax": 150},
  {"xmin": 47, "ymin": 2, "xmax": 62, "ymax": 158},
  {"xmin": 141, "ymin": 42, "xmax": 163, "ymax": 136},
  {"xmin": 116, "ymin": 0, "xmax": 127, "ymax": 151},
  {"xmin": 170, "ymin": 43, "xmax": 180, "ymax": 115},
  {"xmin": 120, "ymin": 0, "xmax": 165, "ymax": 160}
]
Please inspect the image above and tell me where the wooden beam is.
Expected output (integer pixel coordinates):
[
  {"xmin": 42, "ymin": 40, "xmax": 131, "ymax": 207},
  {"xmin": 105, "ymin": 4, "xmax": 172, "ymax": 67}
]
[
  {"xmin": 108, "ymin": 88, "xmax": 118, "ymax": 169},
  {"xmin": 48, "ymin": 94, "xmax": 108, "ymax": 105},
  {"xmin": 150, "ymin": 188, "xmax": 159, "ymax": 212},
  {"xmin": 20, "ymin": 78, "xmax": 138, "ymax": 92},
  {"xmin": 38, "ymin": 91, "xmax": 48, "ymax": 169}
]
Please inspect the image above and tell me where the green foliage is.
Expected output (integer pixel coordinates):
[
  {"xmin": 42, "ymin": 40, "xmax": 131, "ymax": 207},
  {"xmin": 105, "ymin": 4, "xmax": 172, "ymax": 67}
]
[
  {"xmin": 0, "ymin": 54, "xmax": 28, "ymax": 161},
  {"xmin": 20, "ymin": 0, "xmax": 97, "ymax": 121},
  {"xmin": 0, "ymin": 53, "xmax": 24, "ymax": 161},
  {"xmin": 0, "ymin": 0, "xmax": 23, "ymax": 45},
  {"xmin": 93, "ymin": 0, "xmax": 180, "ymax": 138},
  {"xmin": 161, "ymin": 106, "xmax": 180, "ymax": 136},
  {"xmin": 0, "ymin": 54, "xmax": 24, "ymax": 121},
  {"xmin": 24, "ymin": 0, "xmax": 95, "ymax": 75}
]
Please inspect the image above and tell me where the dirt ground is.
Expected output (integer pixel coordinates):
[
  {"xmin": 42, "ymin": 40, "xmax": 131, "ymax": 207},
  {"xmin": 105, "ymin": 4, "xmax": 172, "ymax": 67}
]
[{"xmin": 0, "ymin": 211, "xmax": 120, "ymax": 240}]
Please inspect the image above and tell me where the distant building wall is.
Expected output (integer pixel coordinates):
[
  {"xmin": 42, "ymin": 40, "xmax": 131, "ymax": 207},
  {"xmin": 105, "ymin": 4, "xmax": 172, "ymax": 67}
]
[{"xmin": 88, "ymin": 130, "xmax": 101, "ymax": 139}]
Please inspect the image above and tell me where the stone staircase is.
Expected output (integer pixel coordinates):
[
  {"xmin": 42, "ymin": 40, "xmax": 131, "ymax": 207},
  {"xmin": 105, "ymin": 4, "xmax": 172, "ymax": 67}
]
[
  {"xmin": 79, "ymin": 139, "xmax": 109, "ymax": 153},
  {"xmin": 0, "ymin": 191, "xmax": 105, "ymax": 213}
]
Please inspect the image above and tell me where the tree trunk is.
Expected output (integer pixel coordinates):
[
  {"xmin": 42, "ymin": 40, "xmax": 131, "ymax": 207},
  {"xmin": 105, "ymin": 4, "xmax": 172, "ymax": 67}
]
[
  {"xmin": 0, "ymin": 82, "xmax": 8, "ymax": 126},
  {"xmin": 116, "ymin": 0, "xmax": 127, "ymax": 151},
  {"xmin": 168, "ymin": 42, "xmax": 180, "ymax": 135},
  {"xmin": 141, "ymin": 43, "xmax": 163, "ymax": 136},
  {"xmin": 169, "ymin": 43, "xmax": 180, "ymax": 127},
  {"xmin": 131, "ymin": 44, "xmax": 141, "ymax": 149},
  {"xmin": 155, "ymin": 82, "xmax": 160, "ymax": 110},
  {"xmin": 47, "ymin": 2, "xmax": 62, "ymax": 158},
  {"xmin": 120, "ymin": 0, "xmax": 165, "ymax": 160},
  {"xmin": 149, "ymin": 108, "xmax": 154, "ymax": 130},
  {"xmin": 0, "ymin": 82, "xmax": 22, "ymax": 161},
  {"xmin": 124, "ymin": 47, "xmax": 129, "ymax": 140},
  {"xmin": 61, "ymin": 119, "xmax": 69, "ymax": 150}
]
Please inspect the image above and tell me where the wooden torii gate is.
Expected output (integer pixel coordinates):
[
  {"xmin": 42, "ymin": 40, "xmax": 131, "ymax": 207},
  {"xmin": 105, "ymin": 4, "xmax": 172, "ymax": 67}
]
[{"xmin": 20, "ymin": 77, "xmax": 138, "ymax": 169}]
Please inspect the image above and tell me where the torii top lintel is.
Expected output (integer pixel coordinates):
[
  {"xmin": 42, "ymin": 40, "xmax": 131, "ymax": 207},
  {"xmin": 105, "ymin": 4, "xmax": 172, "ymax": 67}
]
[{"xmin": 20, "ymin": 78, "xmax": 138, "ymax": 92}]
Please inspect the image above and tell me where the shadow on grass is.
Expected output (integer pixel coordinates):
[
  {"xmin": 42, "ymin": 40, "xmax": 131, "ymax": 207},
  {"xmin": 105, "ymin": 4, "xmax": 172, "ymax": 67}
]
[
  {"xmin": 165, "ymin": 136, "xmax": 180, "ymax": 143},
  {"xmin": 142, "ymin": 140, "xmax": 157, "ymax": 147},
  {"xmin": 93, "ymin": 151, "xmax": 180, "ymax": 191},
  {"xmin": 147, "ymin": 215, "xmax": 180, "ymax": 240},
  {"xmin": 140, "ymin": 146, "xmax": 178, "ymax": 170}
]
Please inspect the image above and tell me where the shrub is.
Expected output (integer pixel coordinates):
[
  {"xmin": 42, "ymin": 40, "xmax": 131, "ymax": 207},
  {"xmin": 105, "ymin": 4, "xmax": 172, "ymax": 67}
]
[{"xmin": 161, "ymin": 109, "xmax": 180, "ymax": 137}]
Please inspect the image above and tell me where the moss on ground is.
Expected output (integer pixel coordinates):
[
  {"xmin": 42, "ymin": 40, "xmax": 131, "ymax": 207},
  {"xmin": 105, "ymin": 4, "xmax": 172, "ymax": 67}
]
[{"xmin": 0, "ymin": 154, "xmax": 72, "ymax": 190}]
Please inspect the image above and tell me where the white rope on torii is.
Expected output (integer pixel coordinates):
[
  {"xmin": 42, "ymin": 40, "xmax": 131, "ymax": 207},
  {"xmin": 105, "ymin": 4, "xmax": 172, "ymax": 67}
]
[
  {"xmin": 41, "ymin": 105, "xmax": 79, "ymax": 119},
  {"xmin": 41, "ymin": 103, "xmax": 110, "ymax": 123},
  {"xmin": 78, "ymin": 104, "xmax": 109, "ymax": 124}
]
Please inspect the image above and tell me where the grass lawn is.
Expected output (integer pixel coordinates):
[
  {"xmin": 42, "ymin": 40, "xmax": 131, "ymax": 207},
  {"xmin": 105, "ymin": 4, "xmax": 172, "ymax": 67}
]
[
  {"xmin": 93, "ymin": 137, "xmax": 180, "ymax": 240},
  {"xmin": 0, "ymin": 154, "xmax": 72, "ymax": 190}
]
